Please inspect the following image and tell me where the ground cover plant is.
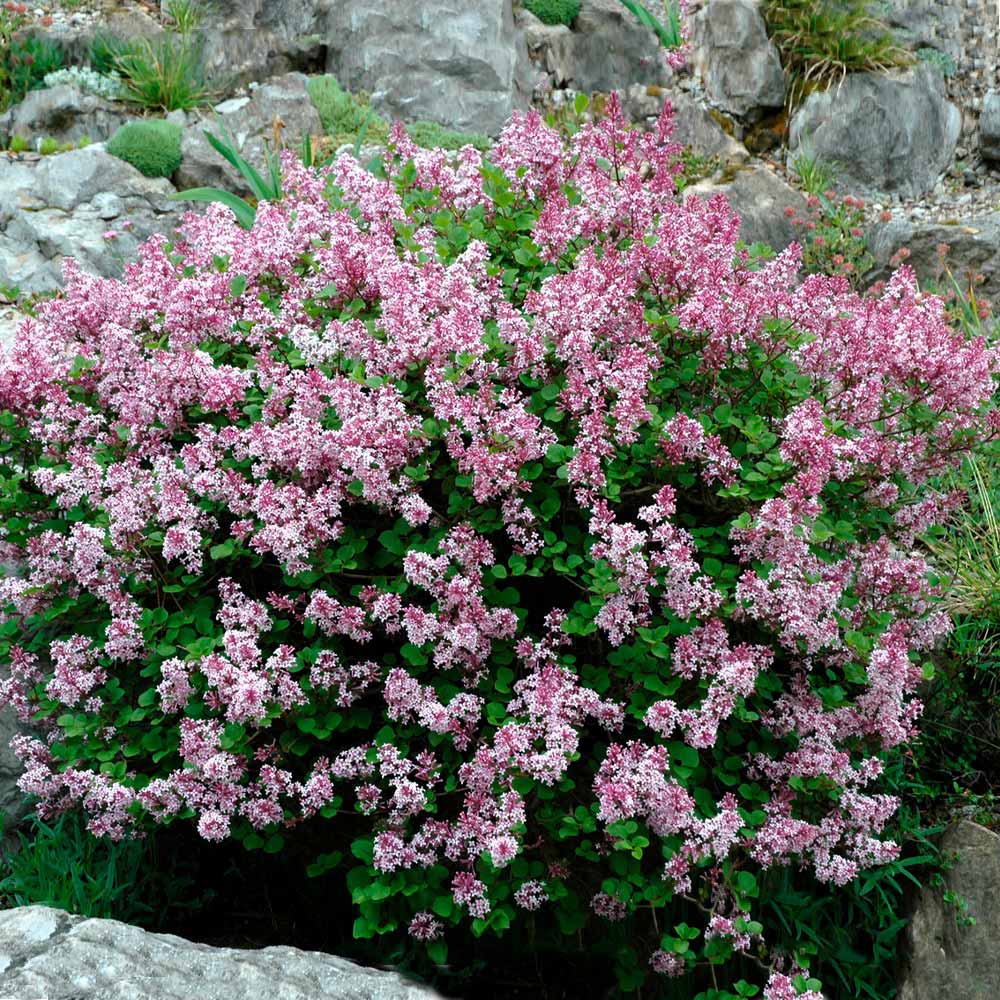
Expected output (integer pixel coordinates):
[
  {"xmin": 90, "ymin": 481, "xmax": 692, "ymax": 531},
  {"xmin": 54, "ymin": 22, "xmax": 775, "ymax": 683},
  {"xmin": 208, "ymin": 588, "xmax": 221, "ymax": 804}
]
[
  {"xmin": 106, "ymin": 119, "xmax": 183, "ymax": 179},
  {"xmin": 0, "ymin": 96, "xmax": 997, "ymax": 998},
  {"xmin": 523, "ymin": 0, "xmax": 581, "ymax": 26}
]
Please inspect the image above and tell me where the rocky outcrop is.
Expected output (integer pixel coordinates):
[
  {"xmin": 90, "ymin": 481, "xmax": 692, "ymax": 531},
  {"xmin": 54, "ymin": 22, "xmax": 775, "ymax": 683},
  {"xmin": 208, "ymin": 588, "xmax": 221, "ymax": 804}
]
[
  {"xmin": 898, "ymin": 821, "xmax": 1000, "ymax": 1000},
  {"xmin": 691, "ymin": 0, "xmax": 785, "ymax": 119},
  {"xmin": 174, "ymin": 72, "xmax": 322, "ymax": 193},
  {"xmin": 668, "ymin": 91, "xmax": 748, "ymax": 164},
  {"xmin": 623, "ymin": 85, "xmax": 748, "ymax": 164},
  {"xmin": 685, "ymin": 163, "xmax": 806, "ymax": 252},
  {"xmin": 980, "ymin": 90, "xmax": 1000, "ymax": 162},
  {"xmin": 25, "ymin": 8, "xmax": 163, "ymax": 67},
  {"xmin": 867, "ymin": 215, "xmax": 1000, "ymax": 304},
  {"xmin": 0, "ymin": 906, "xmax": 444, "ymax": 999},
  {"xmin": 788, "ymin": 64, "xmax": 961, "ymax": 198},
  {"xmin": 324, "ymin": 0, "xmax": 529, "ymax": 135},
  {"xmin": 194, "ymin": 0, "xmax": 326, "ymax": 86},
  {"xmin": 883, "ymin": 0, "xmax": 962, "ymax": 62},
  {"xmin": 0, "ymin": 84, "xmax": 132, "ymax": 147},
  {"xmin": 521, "ymin": 0, "xmax": 668, "ymax": 95},
  {"xmin": 0, "ymin": 145, "xmax": 186, "ymax": 295}
]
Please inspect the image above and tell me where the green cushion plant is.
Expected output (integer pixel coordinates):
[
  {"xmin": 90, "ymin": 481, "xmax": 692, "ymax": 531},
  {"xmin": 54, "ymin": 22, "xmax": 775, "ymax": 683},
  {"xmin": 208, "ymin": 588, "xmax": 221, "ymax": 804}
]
[
  {"xmin": 106, "ymin": 119, "xmax": 183, "ymax": 179},
  {"xmin": 524, "ymin": 0, "xmax": 581, "ymax": 26}
]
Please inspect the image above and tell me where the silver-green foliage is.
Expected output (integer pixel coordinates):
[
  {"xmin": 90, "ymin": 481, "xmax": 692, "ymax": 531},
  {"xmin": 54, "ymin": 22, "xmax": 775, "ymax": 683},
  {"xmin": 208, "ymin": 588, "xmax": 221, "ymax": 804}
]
[{"xmin": 43, "ymin": 66, "xmax": 126, "ymax": 101}]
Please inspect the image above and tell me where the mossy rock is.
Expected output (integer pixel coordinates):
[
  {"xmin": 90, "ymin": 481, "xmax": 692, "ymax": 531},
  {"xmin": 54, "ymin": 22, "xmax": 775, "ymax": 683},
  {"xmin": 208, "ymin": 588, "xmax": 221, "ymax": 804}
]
[{"xmin": 707, "ymin": 108, "xmax": 737, "ymax": 137}]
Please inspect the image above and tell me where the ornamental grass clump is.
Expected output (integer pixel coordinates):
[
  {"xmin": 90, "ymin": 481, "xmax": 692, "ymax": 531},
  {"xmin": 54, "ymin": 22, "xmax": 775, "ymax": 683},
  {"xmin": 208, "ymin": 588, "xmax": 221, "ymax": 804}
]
[
  {"xmin": 762, "ymin": 0, "xmax": 911, "ymax": 107},
  {"xmin": 0, "ymin": 97, "xmax": 996, "ymax": 998}
]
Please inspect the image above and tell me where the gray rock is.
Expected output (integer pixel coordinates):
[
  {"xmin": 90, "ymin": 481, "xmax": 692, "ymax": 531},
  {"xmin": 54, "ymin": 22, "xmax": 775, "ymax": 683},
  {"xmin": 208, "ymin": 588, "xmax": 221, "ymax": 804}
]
[
  {"xmin": 22, "ymin": 9, "xmax": 163, "ymax": 68},
  {"xmin": 0, "ymin": 706, "xmax": 28, "ymax": 825},
  {"xmin": 691, "ymin": 0, "xmax": 785, "ymax": 119},
  {"xmin": 0, "ymin": 906, "xmax": 444, "ymax": 1000},
  {"xmin": 174, "ymin": 72, "xmax": 322, "ymax": 194},
  {"xmin": 520, "ymin": 11, "xmax": 576, "ymax": 89},
  {"xmin": 194, "ymin": 0, "xmax": 325, "ymax": 88},
  {"xmin": 0, "ymin": 567, "xmax": 31, "ymax": 825},
  {"xmin": 981, "ymin": 90, "xmax": 1000, "ymax": 162},
  {"xmin": 898, "ymin": 821, "xmax": 1000, "ymax": 1000},
  {"xmin": 0, "ymin": 305, "xmax": 22, "ymax": 349},
  {"xmin": 0, "ymin": 145, "xmax": 186, "ymax": 295},
  {"xmin": 788, "ymin": 64, "xmax": 960, "ymax": 198},
  {"xmin": 685, "ymin": 163, "xmax": 806, "ymax": 251},
  {"xmin": 622, "ymin": 85, "xmax": 747, "ymax": 164},
  {"xmin": 667, "ymin": 91, "xmax": 749, "ymax": 164},
  {"xmin": 867, "ymin": 215, "xmax": 1000, "ymax": 306},
  {"xmin": 882, "ymin": 0, "xmax": 962, "ymax": 61},
  {"xmin": 324, "ymin": 0, "xmax": 529, "ymax": 136},
  {"xmin": 530, "ymin": 0, "xmax": 669, "ymax": 93},
  {"xmin": 0, "ymin": 85, "xmax": 132, "ymax": 147}
]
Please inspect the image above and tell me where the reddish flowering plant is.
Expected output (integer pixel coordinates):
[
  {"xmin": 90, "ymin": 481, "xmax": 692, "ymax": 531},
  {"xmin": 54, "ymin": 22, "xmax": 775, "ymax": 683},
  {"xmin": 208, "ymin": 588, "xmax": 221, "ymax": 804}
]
[
  {"xmin": 0, "ymin": 98, "xmax": 996, "ymax": 995},
  {"xmin": 788, "ymin": 192, "xmax": 873, "ymax": 287},
  {"xmin": 0, "ymin": 1, "xmax": 29, "ymax": 111}
]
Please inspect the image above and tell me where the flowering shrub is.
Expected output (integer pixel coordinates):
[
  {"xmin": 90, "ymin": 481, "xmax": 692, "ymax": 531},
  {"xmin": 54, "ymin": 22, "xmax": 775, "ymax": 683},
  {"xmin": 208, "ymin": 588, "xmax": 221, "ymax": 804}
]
[{"xmin": 0, "ymin": 96, "xmax": 996, "ymax": 996}]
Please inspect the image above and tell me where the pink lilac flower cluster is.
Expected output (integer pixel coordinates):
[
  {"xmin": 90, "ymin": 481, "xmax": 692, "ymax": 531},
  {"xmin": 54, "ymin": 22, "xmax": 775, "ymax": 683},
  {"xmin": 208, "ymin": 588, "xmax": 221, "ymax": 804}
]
[{"xmin": 0, "ymin": 91, "xmax": 995, "ymax": 992}]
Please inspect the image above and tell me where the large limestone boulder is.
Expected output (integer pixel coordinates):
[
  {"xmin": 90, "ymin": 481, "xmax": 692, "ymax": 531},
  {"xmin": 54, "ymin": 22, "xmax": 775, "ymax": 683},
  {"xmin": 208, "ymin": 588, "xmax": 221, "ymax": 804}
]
[
  {"xmin": 691, "ymin": 0, "xmax": 785, "ymax": 119},
  {"xmin": 174, "ymin": 72, "xmax": 322, "ymax": 194},
  {"xmin": 0, "ymin": 906, "xmax": 443, "ymax": 999},
  {"xmin": 685, "ymin": 163, "xmax": 806, "ymax": 252},
  {"xmin": 867, "ymin": 216, "xmax": 1000, "ymax": 307},
  {"xmin": 980, "ymin": 90, "xmax": 1000, "ymax": 162},
  {"xmin": 521, "ymin": 0, "xmax": 669, "ymax": 94},
  {"xmin": 192, "ymin": 0, "xmax": 325, "ymax": 86},
  {"xmin": 668, "ymin": 91, "xmax": 748, "ymax": 164},
  {"xmin": 788, "ymin": 64, "xmax": 960, "ymax": 198},
  {"xmin": 898, "ymin": 821, "xmax": 1000, "ymax": 1000},
  {"xmin": 323, "ymin": 0, "xmax": 529, "ymax": 136},
  {"xmin": 0, "ymin": 85, "xmax": 132, "ymax": 147},
  {"xmin": 0, "ymin": 145, "xmax": 186, "ymax": 295}
]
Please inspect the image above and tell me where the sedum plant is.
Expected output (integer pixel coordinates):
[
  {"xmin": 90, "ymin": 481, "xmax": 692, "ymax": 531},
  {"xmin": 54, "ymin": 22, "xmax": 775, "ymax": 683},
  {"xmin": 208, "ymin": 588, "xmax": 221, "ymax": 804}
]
[
  {"xmin": 43, "ymin": 66, "xmax": 127, "ymax": 102},
  {"xmin": 106, "ymin": 119, "xmax": 183, "ymax": 178},
  {"xmin": 0, "ymin": 99, "xmax": 997, "ymax": 998}
]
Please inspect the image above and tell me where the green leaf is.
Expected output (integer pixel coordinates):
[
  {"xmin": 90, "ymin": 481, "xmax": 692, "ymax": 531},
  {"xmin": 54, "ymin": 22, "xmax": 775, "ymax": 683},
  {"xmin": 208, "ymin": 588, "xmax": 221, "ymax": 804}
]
[
  {"xmin": 351, "ymin": 838, "xmax": 374, "ymax": 864},
  {"xmin": 170, "ymin": 187, "xmax": 257, "ymax": 230},
  {"xmin": 210, "ymin": 539, "xmax": 235, "ymax": 561},
  {"xmin": 203, "ymin": 126, "xmax": 278, "ymax": 201},
  {"xmin": 426, "ymin": 937, "xmax": 448, "ymax": 964}
]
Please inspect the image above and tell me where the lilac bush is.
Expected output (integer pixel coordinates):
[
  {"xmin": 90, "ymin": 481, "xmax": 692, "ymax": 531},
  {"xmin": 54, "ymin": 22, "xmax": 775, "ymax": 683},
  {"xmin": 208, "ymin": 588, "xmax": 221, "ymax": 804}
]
[{"xmin": 0, "ymin": 98, "xmax": 995, "ymax": 996}]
